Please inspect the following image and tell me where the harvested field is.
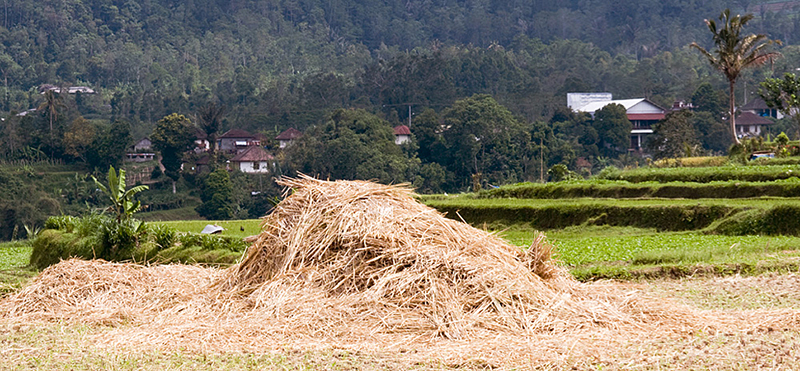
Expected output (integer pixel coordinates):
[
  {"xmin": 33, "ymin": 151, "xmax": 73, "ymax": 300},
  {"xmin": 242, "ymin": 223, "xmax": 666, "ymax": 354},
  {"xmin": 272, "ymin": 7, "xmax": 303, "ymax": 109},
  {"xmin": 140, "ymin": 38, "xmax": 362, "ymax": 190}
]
[{"xmin": 2, "ymin": 176, "xmax": 800, "ymax": 369}]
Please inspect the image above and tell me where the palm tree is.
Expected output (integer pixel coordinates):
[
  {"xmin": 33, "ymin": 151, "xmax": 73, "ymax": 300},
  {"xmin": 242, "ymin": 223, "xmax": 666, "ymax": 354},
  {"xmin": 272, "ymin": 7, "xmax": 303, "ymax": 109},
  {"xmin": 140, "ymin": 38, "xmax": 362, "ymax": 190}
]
[
  {"xmin": 197, "ymin": 102, "xmax": 226, "ymax": 156},
  {"xmin": 690, "ymin": 9, "xmax": 781, "ymax": 144},
  {"xmin": 37, "ymin": 88, "xmax": 66, "ymax": 144}
]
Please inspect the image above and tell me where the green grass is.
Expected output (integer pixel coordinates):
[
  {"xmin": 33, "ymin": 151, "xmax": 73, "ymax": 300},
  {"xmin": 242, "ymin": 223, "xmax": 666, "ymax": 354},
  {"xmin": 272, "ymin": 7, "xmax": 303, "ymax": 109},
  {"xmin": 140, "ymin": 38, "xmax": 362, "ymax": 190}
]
[
  {"xmin": 138, "ymin": 203, "xmax": 203, "ymax": 221},
  {"xmin": 479, "ymin": 178, "xmax": 800, "ymax": 199},
  {"xmin": 501, "ymin": 226, "xmax": 800, "ymax": 280},
  {"xmin": 427, "ymin": 195, "xmax": 800, "ymax": 208},
  {"xmin": 0, "ymin": 240, "xmax": 36, "ymax": 294},
  {"xmin": 597, "ymin": 163, "xmax": 800, "ymax": 183},
  {"xmin": 154, "ymin": 219, "xmax": 263, "ymax": 239}
]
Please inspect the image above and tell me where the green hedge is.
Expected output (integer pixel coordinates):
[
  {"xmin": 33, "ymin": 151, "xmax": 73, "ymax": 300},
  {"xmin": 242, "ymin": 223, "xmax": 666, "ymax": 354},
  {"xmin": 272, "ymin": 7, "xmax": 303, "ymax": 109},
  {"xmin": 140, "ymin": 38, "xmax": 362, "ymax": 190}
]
[
  {"xmin": 596, "ymin": 165, "xmax": 800, "ymax": 183},
  {"xmin": 432, "ymin": 203, "xmax": 734, "ymax": 231},
  {"xmin": 30, "ymin": 215, "xmax": 249, "ymax": 269},
  {"xmin": 480, "ymin": 179, "xmax": 800, "ymax": 199},
  {"xmin": 710, "ymin": 205, "xmax": 800, "ymax": 236},
  {"xmin": 429, "ymin": 197, "xmax": 800, "ymax": 236}
]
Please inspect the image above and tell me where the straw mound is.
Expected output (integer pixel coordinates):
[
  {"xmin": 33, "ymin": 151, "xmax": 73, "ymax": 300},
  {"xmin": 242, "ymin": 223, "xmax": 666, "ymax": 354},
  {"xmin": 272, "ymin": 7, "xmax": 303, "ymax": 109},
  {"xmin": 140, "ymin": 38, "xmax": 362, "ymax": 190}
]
[
  {"xmin": 1, "ymin": 259, "xmax": 217, "ymax": 324},
  {"xmin": 1, "ymin": 176, "xmax": 736, "ymax": 358},
  {"xmin": 213, "ymin": 175, "xmax": 693, "ymax": 337}
]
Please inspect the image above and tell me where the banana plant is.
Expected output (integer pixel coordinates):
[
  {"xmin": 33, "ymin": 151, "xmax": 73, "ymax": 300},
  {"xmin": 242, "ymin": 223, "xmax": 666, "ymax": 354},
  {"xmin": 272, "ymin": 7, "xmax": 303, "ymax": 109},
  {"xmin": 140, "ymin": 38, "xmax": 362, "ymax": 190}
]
[{"xmin": 92, "ymin": 166, "xmax": 149, "ymax": 223}]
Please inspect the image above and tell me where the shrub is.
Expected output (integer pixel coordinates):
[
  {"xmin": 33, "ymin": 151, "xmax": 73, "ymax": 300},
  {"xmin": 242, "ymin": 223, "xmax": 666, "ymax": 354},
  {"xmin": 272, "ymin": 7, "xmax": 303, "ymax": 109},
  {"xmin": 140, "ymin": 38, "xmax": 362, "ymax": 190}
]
[
  {"xmin": 151, "ymin": 224, "xmax": 177, "ymax": 250},
  {"xmin": 29, "ymin": 230, "xmax": 97, "ymax": 269},
  {"xmin": 178, "ymin": 233, "xmax": 247, "ymax": 252},
  {"xmin": 96, "ymin": 218, "xmax": 148, "ymax": 261},
  {"xmin": 43, "ymin": 215, "xmax": 80, "ymax": 232}
]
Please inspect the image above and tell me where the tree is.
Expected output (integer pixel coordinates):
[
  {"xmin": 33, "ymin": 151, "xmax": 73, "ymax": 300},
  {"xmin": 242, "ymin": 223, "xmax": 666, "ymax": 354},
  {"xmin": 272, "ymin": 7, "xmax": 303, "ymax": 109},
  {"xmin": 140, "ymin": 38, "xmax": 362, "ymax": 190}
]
[
  {"xmin": 690, "ymin": 9, "xmax": 781, "ymax": 144},
  {"xmin": 196, "ymin": 169, "xmax": 234, "ymax": 220},
  {"xmin": 63, "ymin": 117, "xmax": 97, "ymax": 163},
  {"xmin": 647, "ymin": 110, "xmax": 702, "ymax": 159},
  {"xmin": 692, "ymin": 82, "xmax": 727, "ymax": 117},
  {"xmin": 86, "ymin": 120, "xmax": 133, "ymax": 170},
  {"xmin": 37, "ymin": 89, "xmax": 66, "ymax": 148},
  {"xmin": 151, "ymin": 113, "xmax": 195, "ymax": 193},
  {"xmin": 197, "ymin": 102, "xmax": 225, "ymax": 156},
  {"xmin": 692, "ymin": 111, "xmax": 731, "ymax": 153},
  {"xmin": 285, "ymin": 109, "xmax": 413, "ymax": 184},
  {"xmin": 593, "ymin": 103, "xmax": 632, "ymax": 155},
  {"xmin": 92, "ymin": 166, "xmax": 149, "ymax": 223},
  {"xmin": 440, "ymin": 94, "xmax": 531, "ymax": 188},
  {"xmin": 759, "ymin": 73, "xmax": 800, "ymax": 137}
]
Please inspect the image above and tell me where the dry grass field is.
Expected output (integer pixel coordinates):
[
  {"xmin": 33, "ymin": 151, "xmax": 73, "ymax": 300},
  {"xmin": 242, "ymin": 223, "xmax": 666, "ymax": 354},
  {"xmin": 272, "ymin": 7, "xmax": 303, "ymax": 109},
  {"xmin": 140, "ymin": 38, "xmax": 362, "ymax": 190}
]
[
  {"xmin": 3, "ymin": 177, "xmax": 800, "ymax": 370},
  {"xmin": 2, "ymin": 273, "xmax": 800, "ymax": 370}
]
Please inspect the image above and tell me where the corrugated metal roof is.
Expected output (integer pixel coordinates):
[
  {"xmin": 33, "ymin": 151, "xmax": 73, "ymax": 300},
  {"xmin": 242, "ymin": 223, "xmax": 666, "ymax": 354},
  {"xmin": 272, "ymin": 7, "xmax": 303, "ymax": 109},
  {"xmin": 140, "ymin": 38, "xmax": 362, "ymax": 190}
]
[{"xmin": 575, "ymin": 98, "xmax": 646, "ymax": 112}]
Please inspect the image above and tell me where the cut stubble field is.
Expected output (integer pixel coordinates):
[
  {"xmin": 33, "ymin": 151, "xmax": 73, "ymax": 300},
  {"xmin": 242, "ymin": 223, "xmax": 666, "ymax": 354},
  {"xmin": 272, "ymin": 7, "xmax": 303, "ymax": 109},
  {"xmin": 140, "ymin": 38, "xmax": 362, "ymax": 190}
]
[{"xmin": 4, "ymin": 187, "xmax": 800, "ymax": 368}]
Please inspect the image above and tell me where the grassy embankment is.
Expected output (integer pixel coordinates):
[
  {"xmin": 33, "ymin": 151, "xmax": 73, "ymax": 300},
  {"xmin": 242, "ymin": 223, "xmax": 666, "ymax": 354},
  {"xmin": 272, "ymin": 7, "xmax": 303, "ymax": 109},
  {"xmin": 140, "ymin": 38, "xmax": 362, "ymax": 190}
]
[{"xmin": 423, "ymin": 161, "xmax": 800, "ymax": 279}]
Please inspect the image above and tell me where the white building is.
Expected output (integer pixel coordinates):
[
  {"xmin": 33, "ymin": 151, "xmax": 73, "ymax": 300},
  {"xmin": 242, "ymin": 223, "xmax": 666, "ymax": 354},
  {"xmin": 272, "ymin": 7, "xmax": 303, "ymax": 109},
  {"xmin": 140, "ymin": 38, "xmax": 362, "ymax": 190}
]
[
  {"xmin": 570, "ymin": 94, "xmax": 666, "ymax": 151},
  {"xmin": 393, "ymin": 125, "xmax": 411, "ymax": 145},
  {"xmin": 229, "ymin": 146, "xmax": 274, "ymax": 174}
]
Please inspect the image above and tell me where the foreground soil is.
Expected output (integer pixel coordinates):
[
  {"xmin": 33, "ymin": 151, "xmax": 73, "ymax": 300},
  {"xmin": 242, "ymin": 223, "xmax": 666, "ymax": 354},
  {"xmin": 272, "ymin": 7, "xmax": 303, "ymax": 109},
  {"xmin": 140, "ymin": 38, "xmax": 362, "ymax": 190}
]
[{"xmin": 2, "ymin": 272, "xmax": 800, "ymax": 370}]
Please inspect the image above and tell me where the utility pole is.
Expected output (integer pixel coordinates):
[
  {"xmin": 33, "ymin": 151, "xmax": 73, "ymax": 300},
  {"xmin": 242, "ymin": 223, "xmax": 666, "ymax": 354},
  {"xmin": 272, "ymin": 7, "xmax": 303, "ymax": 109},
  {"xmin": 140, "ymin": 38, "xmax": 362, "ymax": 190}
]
[
  {"xmin": 408, "ymin": 105, "xmax": 411, "ymax": 126},
  {"xmin": 539, "ymin": 137, "xmax": 544, "ymax": 183}
]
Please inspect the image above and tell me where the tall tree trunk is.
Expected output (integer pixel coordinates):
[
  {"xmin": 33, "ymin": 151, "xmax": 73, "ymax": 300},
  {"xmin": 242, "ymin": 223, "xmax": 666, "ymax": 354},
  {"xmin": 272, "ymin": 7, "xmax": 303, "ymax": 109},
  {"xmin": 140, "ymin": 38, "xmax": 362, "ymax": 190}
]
[{"xmin": 730, "ymin": 81, "xmax": 740, "ymax": 144}]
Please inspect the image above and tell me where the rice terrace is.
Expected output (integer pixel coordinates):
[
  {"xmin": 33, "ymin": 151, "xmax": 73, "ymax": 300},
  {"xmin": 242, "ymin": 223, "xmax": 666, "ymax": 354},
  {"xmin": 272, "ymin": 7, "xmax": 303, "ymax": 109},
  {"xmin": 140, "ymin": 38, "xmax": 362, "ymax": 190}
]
[
  {"xmin": 3, "ymin": 172, "xmax": 800, "ymax": 369},
  {"xmin": 7, "ymin": 0, "xmax": 800, "ymax": 369}
]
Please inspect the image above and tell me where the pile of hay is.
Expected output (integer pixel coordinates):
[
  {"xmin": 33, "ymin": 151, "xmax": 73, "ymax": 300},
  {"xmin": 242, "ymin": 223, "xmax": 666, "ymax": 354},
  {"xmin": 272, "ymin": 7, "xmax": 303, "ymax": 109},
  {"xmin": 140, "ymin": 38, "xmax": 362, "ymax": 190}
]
[
  {"xmin": 212, "ymin": 175, "xmax": 689, "ymax": 337},
  {"xmin": 0, "ymin": 176, "xmax": 727, "ymax": 363}
]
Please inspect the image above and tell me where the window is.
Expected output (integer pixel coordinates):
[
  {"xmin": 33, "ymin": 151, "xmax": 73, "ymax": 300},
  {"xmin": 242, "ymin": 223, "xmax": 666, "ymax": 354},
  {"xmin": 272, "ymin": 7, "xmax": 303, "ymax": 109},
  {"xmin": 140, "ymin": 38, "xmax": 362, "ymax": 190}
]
[{"xmin": 253, "ymin": 162, "xmax": 260, "ymax": 170}]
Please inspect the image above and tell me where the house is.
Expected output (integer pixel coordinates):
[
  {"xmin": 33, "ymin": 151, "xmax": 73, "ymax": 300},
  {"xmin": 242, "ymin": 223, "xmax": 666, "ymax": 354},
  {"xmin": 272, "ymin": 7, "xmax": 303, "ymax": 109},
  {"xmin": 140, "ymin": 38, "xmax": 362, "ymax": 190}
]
[
  {"xmin": 194, "ymin": 129, "xmax": 210, "ymax": 153},
  {"xmin": 569, "ymin": 93, "xmax": 666, "ymax": 151},
  {"xmin": 741, "ymin": 97, "xmax": 783, "ymax": 119},
  {"xmin": 125, "ymin": 137, "xmax": 156, "ymax": 162},
  {"xmin": 39, "ymin": 84, "xmax": 96, "ymax": 94},
  {"xmin": 276, "ymin": 128, "xmax": 302, "ymax": 148},
  {"xmin": 735, "ymin": 111, "xmax": 773, "ymax": 138},
  {"xmin": 130, "ymin": 137, "xmax": 152, "ymax": 152},
  {"xmin": 229, "ymin": 146, "xmax": 275, "ymax": 174},
  {"xmin": 393, "ymin": 125, "xmax": 412, "ymax": 145},
  {"xmin": 216, "ymin": 129, "xmax": 263, "ymax": 153}
]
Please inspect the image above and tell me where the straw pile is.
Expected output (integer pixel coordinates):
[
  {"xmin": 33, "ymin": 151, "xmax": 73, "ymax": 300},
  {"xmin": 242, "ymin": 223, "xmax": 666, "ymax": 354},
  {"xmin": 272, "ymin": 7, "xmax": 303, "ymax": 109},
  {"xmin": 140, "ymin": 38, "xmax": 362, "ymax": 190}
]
[
  {"xmin": 211, "ymin": 175, "xmax": 695, "ymax": 337},
  {"xmin": 2, "ymin": 175, "xmax": 750, "ymax": 365}
]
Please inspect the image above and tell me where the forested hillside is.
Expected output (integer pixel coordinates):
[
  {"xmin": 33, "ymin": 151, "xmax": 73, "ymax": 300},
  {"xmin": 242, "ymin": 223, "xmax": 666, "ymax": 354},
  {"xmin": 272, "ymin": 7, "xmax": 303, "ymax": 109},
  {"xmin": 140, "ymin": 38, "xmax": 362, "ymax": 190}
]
[
  {"xmin": 1, "ymin": 0, "xmax": 799, "ymax": 128},
  {"xmin": 0, "ymin": 0, "xmax": 799, "ymax": 224}
]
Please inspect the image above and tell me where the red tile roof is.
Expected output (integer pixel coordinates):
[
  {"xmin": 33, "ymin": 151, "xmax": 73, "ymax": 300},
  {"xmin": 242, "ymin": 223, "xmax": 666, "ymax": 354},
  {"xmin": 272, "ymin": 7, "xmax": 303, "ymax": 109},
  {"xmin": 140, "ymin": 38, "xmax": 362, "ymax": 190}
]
[
  {"xmin": 393, "ymin": 125, "xmax": 411, "ymax": 135},
  {"xmin": 276, "ymin": 127, "xmax": 302, "ymax": 140},
  {"xmin": 230, "ymin": 146, "xmax": 274, "ymax": 162},
  {"xmin": 627, "ymin": 113, "xmax": 665, "ymax": 121}
]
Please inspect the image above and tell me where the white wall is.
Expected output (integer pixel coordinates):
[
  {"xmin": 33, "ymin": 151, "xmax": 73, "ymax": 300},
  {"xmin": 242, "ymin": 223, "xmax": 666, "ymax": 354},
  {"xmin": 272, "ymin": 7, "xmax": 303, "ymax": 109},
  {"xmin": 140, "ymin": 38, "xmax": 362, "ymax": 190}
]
[{"xmin": 237, "ymin": 161, "xmax": 271, "ymax": 173}]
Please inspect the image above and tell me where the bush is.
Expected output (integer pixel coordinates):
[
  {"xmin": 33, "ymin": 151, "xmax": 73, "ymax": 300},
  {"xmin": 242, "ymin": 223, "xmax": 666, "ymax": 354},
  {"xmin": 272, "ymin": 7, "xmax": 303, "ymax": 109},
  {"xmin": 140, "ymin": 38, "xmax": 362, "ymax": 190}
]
[
  {"xmin": 43, "ymin": 215, "xmax": 80, "ymax": 232},
  {"xmin": 431, "ymin": 202, "xmax": 731, "ymax": 231},
  {"xmin": 594, "ymin": 164, "xmax": 800, "ymax": 183},
  {"xmin": 478, "ymin": 179, "xmax": 800, "ymax": 199},
  {"xmin": 96, "ymin": 218, "xmax": 147, "ymax": 261},
  {"xmin": 177, "ymin": 233, "xmax": 247, "ymax": 252},
  {"xmin": 711, "ymin": 205, "xmax": 800, "ymax": 236},
  {"xmin": 151, "ymin": 224, "xmax": 177, "ymax": 250},
  {"xmin": 30, "ymin": 230, "xmax": 96, "ymax": 269}
]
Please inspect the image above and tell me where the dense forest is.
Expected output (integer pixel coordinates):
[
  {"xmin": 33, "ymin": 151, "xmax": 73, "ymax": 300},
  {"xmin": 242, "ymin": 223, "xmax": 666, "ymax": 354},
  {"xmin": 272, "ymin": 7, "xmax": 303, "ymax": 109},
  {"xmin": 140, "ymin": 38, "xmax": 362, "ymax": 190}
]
[{"xmin": 1, "ymin": 0, "xmax": 800, "ymax": 228}]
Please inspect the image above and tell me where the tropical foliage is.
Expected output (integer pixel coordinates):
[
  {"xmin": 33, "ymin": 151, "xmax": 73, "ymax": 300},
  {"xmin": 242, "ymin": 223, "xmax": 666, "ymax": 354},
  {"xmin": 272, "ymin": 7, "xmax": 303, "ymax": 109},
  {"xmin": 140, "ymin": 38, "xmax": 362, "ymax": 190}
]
[{"xmin": 690, "ymin": 9, "xmax": 781, "ymax": 143}]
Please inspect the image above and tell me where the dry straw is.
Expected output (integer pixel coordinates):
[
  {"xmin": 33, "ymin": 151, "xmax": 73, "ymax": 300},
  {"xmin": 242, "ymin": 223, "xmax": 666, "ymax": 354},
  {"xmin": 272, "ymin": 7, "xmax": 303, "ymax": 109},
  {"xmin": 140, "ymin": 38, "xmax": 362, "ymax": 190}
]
[{"xmin": 3, "ymin": 176, "xmax": 798, "ymax": 366}]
